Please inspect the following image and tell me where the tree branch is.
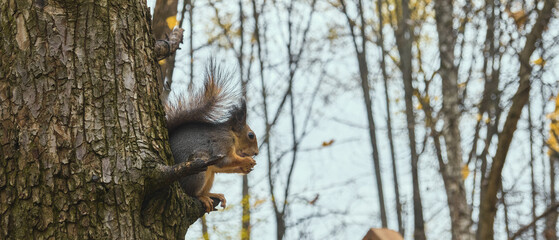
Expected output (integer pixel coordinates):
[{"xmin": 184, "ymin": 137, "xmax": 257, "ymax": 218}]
[
  {"xmin": 477, "ymin": 0, "xmax": 557, "ymax": 238},
  {"xmin": 509, "ymin": 203, "xmax": 559, "ymax": 240},
  {"xmin": 155, "ymin": 27, "xmax": 184, "ymax": 60},
  {"xmin": 145, "ymin": 153, "xmax": 224, "ymax": 195}
]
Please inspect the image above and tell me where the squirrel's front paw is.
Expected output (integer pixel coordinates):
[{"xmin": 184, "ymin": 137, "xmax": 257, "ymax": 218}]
[
  {"xmin": 240, "ymin": 157, "xmax": 256, "ymax": 170},
  {"xmin": 239, "ymin": 166, "xmax": 253, "ymax": 174}
]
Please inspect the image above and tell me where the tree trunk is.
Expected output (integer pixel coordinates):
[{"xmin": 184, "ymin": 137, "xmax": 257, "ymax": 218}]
[
  {"xmin": 0, "ymin": 1, "xmax": 204, "ymax": 239},
  {"xmin": 545, "ymin": 88, "xmax": 559, "ymax": 240},
  {"xmin": 238, "ymin": 2, "xmax": 252, "ymax": 239},
  {"xmin": 477, "ymin": 1, "xmax": 556, "ymax": 239},
  {"xmin": 357, "ymin": 51, "xmax": 388, "ymax": 228},
  {"xmin": 393, "ymin": 0, "xmax": 426, "ymax": 238},
  {"xmin": 340, "ymin": 0, "xmax": 388, "ymax": 228},
  {"xmin": 275, "ymin": 212, "xmax": 286, "ymax": 240},
  {"xmin": 433, "ymin": 0, "xmax": 474, "ymax": 239},
  {"xmin": 187, "ymin": 0, "xmax": 194, "ymax": 90},
  {"xmin": 241, "ymin": 175, "xmax": 251, "ymax": 239},
  {"xmin": 201, "ymin": 215, "xmax": 210, "ymax": 240},
  {"xmin": 376, "ymin": 0, "xmax": 403, "ymax": 235},
  {"xmin": 152, "ymin": 0, "xmax": 179, "ymax": 103},
  {"xmin": 359, "ymin": 0, "xmax": 387, "ymax": 228},
  {"xmin": 529, "ymin": 102, "xmax": 538, "ymax": 240},
  {"xmin": 546, "ymin": 153, "xmax": 558, "ymax": 240},
  {"xmin": 503, "ymin": 193, "xmax": 511, "ymax": 238}
]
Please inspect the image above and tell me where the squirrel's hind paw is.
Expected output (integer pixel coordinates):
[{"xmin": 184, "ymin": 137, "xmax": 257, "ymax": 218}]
[
  {"xmin": 198, "ymin": 196, "xmax": 214, "ymax": 212},
  {"xmin": 208, "ymin": 193, "xmax": 227, "ymax": 208}
]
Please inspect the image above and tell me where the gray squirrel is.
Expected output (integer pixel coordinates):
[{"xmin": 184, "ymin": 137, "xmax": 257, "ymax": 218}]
[{"xmin": 166, "ymin": 64, "xmax": 258, "ymax": 212}]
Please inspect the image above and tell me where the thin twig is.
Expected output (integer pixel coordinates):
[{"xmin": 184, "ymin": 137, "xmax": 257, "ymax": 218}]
[{"xmin": 509, "ymin": 203, "xmax": 559, "ymax": 240}]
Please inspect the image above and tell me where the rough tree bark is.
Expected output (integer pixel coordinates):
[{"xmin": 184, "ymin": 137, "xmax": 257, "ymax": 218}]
[{"xmin": 0, "ymin": 0, "xmax": 210, "ymax": 239}]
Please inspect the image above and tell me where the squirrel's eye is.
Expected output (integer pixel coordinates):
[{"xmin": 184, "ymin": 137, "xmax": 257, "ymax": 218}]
[{"xmin": 248, "ymin": 132, "xmax": 255, "ymax": 140}]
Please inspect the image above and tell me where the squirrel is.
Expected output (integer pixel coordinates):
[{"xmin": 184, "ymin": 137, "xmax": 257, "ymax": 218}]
[{"xmin": 166, "ymin": 63, "xmax": 259, "ymax": 212}]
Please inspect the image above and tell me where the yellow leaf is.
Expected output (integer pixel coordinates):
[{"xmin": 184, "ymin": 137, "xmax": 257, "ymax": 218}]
[
  {"xmin": 423, "ymin": 95, "xmax": 430, "ymax": 104},
  {"xmin": 549, "ymin": 94, "xmax": 559, "ymax": 154},
  {"xmin": 327, "ymin": 27, "xmax": 338, "ymax": 41},
  {"xmin": 458, "ymin": 82, "xmax": 466, "ymax": 88},
  {"xmin": 532, "ymin": 58, "xmax": 546, "ymax": 66},
  {"xmin": 253, "ymin": 198, "xmax": 266, "ymax": 208},
  {"xmin": 416, "ymin": 103, "xmax": 423, "ymax": 110},
  {"xmin": 461, "ymin": 165, "xmax": 469, "ymax": 180},
  {"xmin": 388, "ymin": 54, "xmax": 399, "ymax": 65},
  {"xmin": 308, "ymin": 194, "xmax": 319, "ymax": 205},
  {"xmin": 158, "ymin": 59, "xmax": 166, "ymax": 65},
  {"xmin": 506, "ymin": 9, "xmax": 527, "ymax": 28},
  {"xmin": 166, "ymin": 16, "xmax": 178, "ymax": 29},
  {"xmin": 484, "ymin": 117, "xmax": 491, "ymax": 124},
  {"xmin": 322, "ymin": 139, "xmax": 334, "ymax": 147},
  {"xmin": 476, "ymin": 113, "xmax": 482, "ymax": 121},
  {"xmin": 328, "ymin": 0, "xmax": 341, "ymax": 8}
]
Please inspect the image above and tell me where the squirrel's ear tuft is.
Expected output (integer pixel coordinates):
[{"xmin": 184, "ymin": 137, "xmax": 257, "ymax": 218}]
[{"xmin": 231, "ymin": 99, "xmax": 247, "ymax": 131}]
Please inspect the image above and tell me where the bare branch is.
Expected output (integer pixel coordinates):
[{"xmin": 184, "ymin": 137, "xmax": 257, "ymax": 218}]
[
  {"xmin": 509, "ymin": 203, "xmax": 559, "ymax": 240},
  {"xmin": 478, "ymin": 0, "xmax": 557, "ymax": 238},
  {"xmin": 145, "ymin": 153, "xmax": 223, "ymax": 195},
  {"xmin": 155, "ymin": 28, "xmax": 185, "ymax": 61}
]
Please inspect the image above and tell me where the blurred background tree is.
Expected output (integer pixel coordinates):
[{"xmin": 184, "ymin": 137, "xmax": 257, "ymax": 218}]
[{"xmin": 152, "ymin": 0, "xmax": 559, "ymax": 239}]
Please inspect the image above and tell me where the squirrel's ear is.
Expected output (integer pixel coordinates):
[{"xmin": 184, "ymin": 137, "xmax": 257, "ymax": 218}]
[{"xmin": 231, "ymin": 99, "xmax": 247, "ymax": 131}]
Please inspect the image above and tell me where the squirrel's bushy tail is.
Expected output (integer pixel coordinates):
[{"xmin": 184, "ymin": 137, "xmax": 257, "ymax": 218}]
[{"xmin": 166, "ymin": 61, "xmax": 238, "ymax": 131}]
